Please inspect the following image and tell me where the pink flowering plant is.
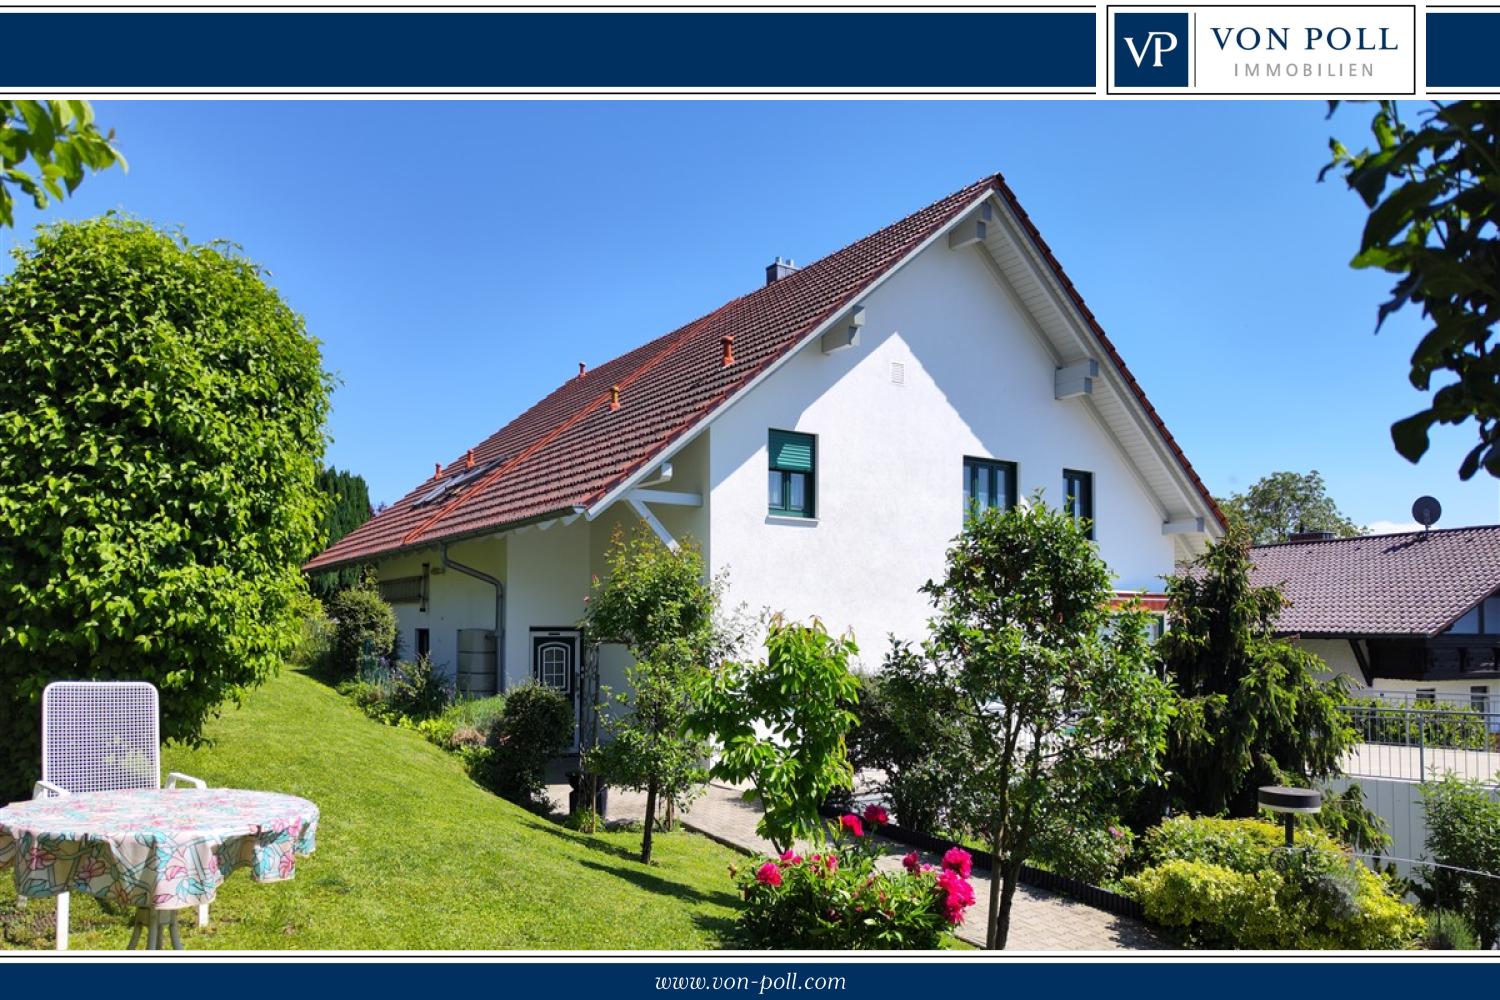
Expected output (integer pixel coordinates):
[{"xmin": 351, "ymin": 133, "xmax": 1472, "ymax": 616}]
[{"xmin": 731, "ymin": 808, "xmax": 976, "ymax": 949}]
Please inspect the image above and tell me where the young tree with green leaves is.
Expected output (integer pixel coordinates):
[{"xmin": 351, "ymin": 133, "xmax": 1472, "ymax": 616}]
[
  {"xmin": 309, "ymin": 467, "xmax": 373, "ymax": 601},
  {"xmin": 0, "ymin": 217, "xmax": 331, "ymax": 802},
  {"xmin": 1324, "ymin": 101, "xmax": 1500, "ymax": 480},
  {"xmin": 581, "ymin": 530, "xmax": 727, "ymax": 863},
  {"xmin": 0, "ymin": 101, "xmax": 123, "ymax": 227},
  {"xmin": 688, "ymin": 617, "xmax": 860, "ymax": 853},
  {"xmin": 1150, "ymin": 530, "xmax": 1357, "ymax": 821},
  {"xmin": 1217, "ymin": 470, "xmax": 1363, "ymax": 544},
  {"xmin": 892, "ymin": 498, "xmax": 1174, "ymax": 949}
]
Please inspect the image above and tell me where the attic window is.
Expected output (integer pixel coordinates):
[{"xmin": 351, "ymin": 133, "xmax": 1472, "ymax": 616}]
[{"xmin": 415, "ymin": 459, "xmax": 498, "ymax": 506}]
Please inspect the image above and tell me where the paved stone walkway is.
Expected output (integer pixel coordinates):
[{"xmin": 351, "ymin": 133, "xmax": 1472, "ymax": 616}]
[{"xmin": 550, "ymin": 778, "xmax": 1165, "ymax": 951}]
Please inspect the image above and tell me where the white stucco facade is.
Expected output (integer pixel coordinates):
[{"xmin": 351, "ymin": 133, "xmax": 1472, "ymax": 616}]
[
  {"xmin": 703, "ymin": 237, "xmax": 1178, "ymax": 662},
  {"xmin": 1304, "ymin": 638, "xmax": 1366, "ymax": 688}
]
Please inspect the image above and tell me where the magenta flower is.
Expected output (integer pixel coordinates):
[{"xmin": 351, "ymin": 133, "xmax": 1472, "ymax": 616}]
[
  {"xmin": 779, "ymin": 849, "xmax": 803, "ymax": 865},
  {"xmin": 942, "ymin": 846, "xmax": 972, "ymax": 879},
  {"xmin": 862, "ymin": 804, "xmax": 890, "ymax": 826},
  {"xmin": 755, "ymin": 862, "xmax": 783, "ymax": 887},
  {"xmin": 901, "ymin": 851, "xmax": 921, "ymax": 873},
  {"xmin": 936, "ymin": 869, "xmax": 976, "ymax": 925},
  {"xmin": 839, "ymin": 814, "xmax": 865, "ymax": 838}
]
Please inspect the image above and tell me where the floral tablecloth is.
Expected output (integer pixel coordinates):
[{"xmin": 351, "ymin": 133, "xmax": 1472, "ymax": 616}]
[{"xmin": 0, "ymin": 788, "xmax": 318, "ymax": 910}]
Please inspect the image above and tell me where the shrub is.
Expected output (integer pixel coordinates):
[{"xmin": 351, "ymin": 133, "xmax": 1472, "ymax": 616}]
[
  {"xmin": 1423, "ymin": 909, "xmax": 1480, "ymax": 950},
  {"xmin": 417, "ymin": 693, "xmax": 508, "ymax": 744},
  {"xmin": 326, "ymin": 587, "xmax": 397, "ymax": 680},
  {"xmin": 845, "ymin": 661, "xmax": 961, "ymax": 833},
  {"xmin": 448, "ymin": 693, "xmax": 509, "ymax": 733},
  {"xmin": 0, "ymin": 216, "xmax": 332, "ymax": 801},
  {"xmin": 1030, "ymin": 821, "xmax": 1134, "ymax": 887},
  {"xmin": 338, "ymin": 679, "xmax": 391, "ymax": 720},
  {"xmin": 564, "ymin": 808, "xmax": 607, "ymax": 833},
  {"xmin": 733, "ymin": 811, "xmax": 975, "ymax": 949},
  {"xmin": 386, "ymin": 656, "xmax": 451, "ymax": 720},
  {"xmin": 1419, "ymin": 775, "xmax": 1500, "ymax": 948},
  {"xmin": 1125, "ymin": 816, "xmax": 1422, "ymax": 949},
  {"xmin": 291, "ymin": 597, "xmax": 334, "ymax": 673},
  {"xmin": 480, "ymin": 683, "xmax": 574, "ymax": 809},
  {"xmin": 1137, "ymin": 815, "xmax": 1286, "ymax": 873}
]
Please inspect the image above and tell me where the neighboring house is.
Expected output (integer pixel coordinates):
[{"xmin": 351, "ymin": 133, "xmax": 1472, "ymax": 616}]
[
  {"xmin": 1250, "ymin": 525, "xmax": 1500, "ymax": 712},
  {"xmin": 304, "ymin": 173, "xmax": 1224, "ymax": 734}
]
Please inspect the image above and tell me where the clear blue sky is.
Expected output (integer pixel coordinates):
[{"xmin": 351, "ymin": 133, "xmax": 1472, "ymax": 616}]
[{"xmin": 6, "ymin": 100, "xmax": 1496, "ymax": 531}]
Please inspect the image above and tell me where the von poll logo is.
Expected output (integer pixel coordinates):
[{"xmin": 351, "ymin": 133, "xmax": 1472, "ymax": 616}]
[{"xmin": 1114, "ymin": 13, "xmax": 1189, "ymax": 87}]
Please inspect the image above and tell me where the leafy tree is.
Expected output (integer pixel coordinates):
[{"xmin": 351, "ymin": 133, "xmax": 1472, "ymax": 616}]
[
  {"xmin": 689, "ymin": 617, "xmax": 860, "ymax": 854},
  {"xmin": 0, "ymin": 217, "xmax": 331, "ymax": 801},
  {"xmin": 1419, "ymin": 775, "xmax": 1500, "ymax": 949},
  {"xmin": 1217, "ymin": 470, "xmax": 1362, "ymax": 545},
  {"xmin": 1324, "ymin": 101, "xmax": 1500, "ymax": 480},
  {"xmin": 581, "ymin": 530, "xmax": 727, "ymax": 863},
  {"xmin": 1149, "ymin": 530, "xmax": 1357, "ymax": 822},
  {"xmin": 309, "ymin": 467, "xmax": 373, "ymax": 601},
  {"xmin": 0, "ymin": 101, "xmax": 123, "ymax": 228},
  {"xmin": 893, "ymin": 499, "xmax": 1174, "ymax": 948}
]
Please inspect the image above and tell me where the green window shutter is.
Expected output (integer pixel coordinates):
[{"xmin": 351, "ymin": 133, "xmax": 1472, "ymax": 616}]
[{"xmin": 769, "ymin": 430, "xmax": 814, "ymax": 472}]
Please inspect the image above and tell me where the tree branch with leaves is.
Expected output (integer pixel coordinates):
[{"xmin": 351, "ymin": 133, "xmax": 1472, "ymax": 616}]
[
  {"xmin": 1324, "ymin": 100, "xmax": 1500, "ymax": 479},
  {"xmin": 1, "ymin": 100, "xmax": 123, "ymax": 228}
]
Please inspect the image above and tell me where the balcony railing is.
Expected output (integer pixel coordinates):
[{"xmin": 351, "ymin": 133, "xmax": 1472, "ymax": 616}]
[{"xmin": 1339, "ymin": 700, "xmax": 1500, "ymax": 785}]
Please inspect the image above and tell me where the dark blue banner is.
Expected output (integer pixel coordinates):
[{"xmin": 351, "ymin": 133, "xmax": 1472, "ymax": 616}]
[
  {"xmin": 0, "ymin": 961, "xmax": 1493, "ymax": 992},
  {"xmin": 1426, "ymin": 11, "xmax": 1500, "ymax": 88},
  {"xmin": 0, "ymin": 12, "xmax": 1096, "ymax": 89}
]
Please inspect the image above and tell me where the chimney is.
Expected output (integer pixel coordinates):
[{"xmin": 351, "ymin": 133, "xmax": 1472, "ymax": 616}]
[
  {"xmin": 578, "ymin": 362, "xmax": 587, "ymax": 380},
  {"xmin": 465, "ymin": 449, "xmax": 475, "ymax": 470},
  {"xmin": 1288, "ymin": 529, "xmax": 1336, "ymax": 543},
  {"xmin": 609, "ymin": 385, "xmax": 621, "ymax": 411},
  {"xmin": 433, "ymin": 462, "xmax": 443, "ymax": 480},
  {"xmin": 765, "ymin": 256, "xmax": 799, "ymax": 285},
  {"xmin": 721, "ymin": 334, "xmax": 735, "ymax": 367}
]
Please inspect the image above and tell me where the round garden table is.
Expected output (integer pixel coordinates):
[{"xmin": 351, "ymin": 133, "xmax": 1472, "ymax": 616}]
[{"xmin": 0, "ymin": 787, "xmax": 318, "ymax": 950}]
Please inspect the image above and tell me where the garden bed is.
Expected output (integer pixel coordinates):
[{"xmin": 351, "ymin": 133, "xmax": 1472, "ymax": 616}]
[{"xmin": 817, "ymin": 805, "xmax": 1144, "ymax": 921}]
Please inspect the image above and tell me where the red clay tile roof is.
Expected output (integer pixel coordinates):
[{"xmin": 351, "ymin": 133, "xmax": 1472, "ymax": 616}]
[
  {"xmin": 306, "ymin": 174, "xmax": 1222, "ymax": 573},
  {"xmin": 1249, "ymin": 526, "xmax": 1500, "ymax": 637}
]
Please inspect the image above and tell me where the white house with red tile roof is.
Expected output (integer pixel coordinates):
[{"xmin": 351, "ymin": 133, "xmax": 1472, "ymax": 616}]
[{"xmin": 305, "ymin": 174, "xmax": 1224, "ymax": 722}]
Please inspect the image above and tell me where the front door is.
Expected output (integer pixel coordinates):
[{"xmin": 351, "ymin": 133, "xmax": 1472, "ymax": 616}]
[{"xmin": 531, "ymin": 629, "xmax": 580, "ymax": 751}]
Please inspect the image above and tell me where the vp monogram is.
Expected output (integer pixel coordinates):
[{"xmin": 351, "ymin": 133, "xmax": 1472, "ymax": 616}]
[{"xmin": 1124, "ymin": 30, "xmax": 1180, "ymax": 68}]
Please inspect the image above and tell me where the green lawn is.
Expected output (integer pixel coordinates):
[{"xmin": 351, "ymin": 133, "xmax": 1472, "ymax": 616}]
[{"xmin": 0, "ymin": 670, "xmax": 743, "ymax": 950}]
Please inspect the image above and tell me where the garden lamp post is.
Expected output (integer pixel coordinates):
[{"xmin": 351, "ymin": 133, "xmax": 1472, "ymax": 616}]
[{"xmin": 1257, "ymin": 786, "xmax": 1322, "ymax": 847}]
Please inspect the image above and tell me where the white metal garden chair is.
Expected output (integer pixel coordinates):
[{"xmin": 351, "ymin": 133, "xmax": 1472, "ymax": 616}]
[{"xmin": 32, "ymin": 681, "xmax": 209, "ymax": 950}]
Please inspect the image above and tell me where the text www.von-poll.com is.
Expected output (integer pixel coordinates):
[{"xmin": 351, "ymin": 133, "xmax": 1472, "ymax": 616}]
[{"xmin": 655, "ymin": 973, "xmax": 848, "ymax": 994}]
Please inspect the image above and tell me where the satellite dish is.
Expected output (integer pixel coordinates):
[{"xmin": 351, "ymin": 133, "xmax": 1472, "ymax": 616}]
[{"xmin": 1412, "ymin": 495, "xmax": 1442, "ymax": 529}]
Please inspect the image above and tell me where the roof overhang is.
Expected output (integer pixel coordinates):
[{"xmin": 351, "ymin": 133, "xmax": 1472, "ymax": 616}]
[{"xmin": 302, "ymin": 505, "xmax": 584, "ymax": 575}]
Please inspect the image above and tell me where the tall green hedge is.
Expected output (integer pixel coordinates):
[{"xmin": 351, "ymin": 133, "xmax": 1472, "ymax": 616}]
[{"xmin": 0, "ymin": 217, "xmax": 331, "ymax": 801}]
